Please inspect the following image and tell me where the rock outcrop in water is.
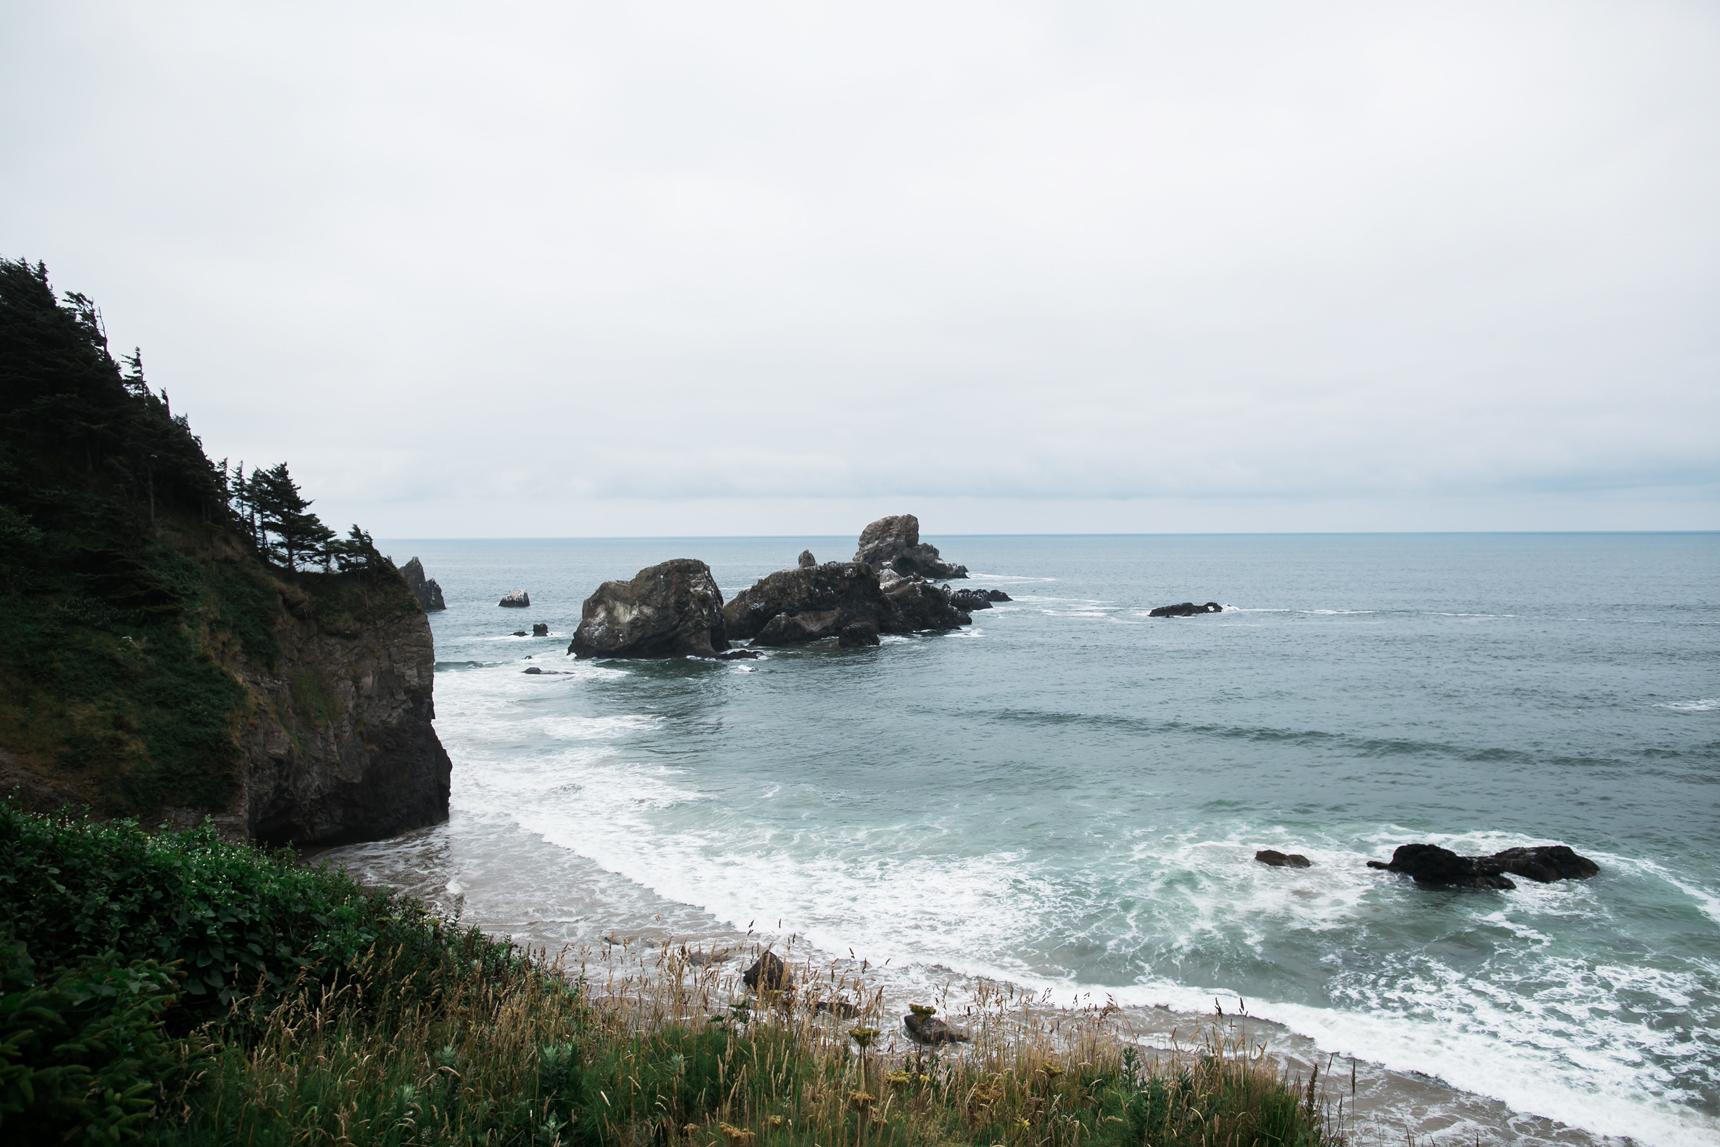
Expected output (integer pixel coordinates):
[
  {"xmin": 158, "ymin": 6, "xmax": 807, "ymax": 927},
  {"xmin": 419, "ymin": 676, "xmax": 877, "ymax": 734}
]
[
  {"xmin": 854, "ymin": 514, "xmax": 968, "ymax": 579},
  {"xmin": 568, "ymin": 559, "xmax": 729, "ymax": 658},
  {"xmin": 1367, "ymin": 843, "xmax": 1600, "ymax": 890},
  {"xmin": 948, "ymin": 587, "xmax": 1009, "ymax": 611},
  {"xmin": 798, "ymin": 550, "xmax": 817, "ymax": 569},
  {"xmin": 499, "ymin": 590, "xmax": 531, "ymax": 608},
  {"xmin": 723, "ymin": 562, "xmax": 971, "ymax": 646},
  {"xmin": 879, "ymin": 569, "xmax": 971, "ymax": 631},
  {"xmin": 743, "ymin": 951, "xmax": 792, "ymax": 992},
  {"xmin": 532, "ymin": 623, "xmax": 549, "ymax": 636},
  {"xmin": 1256, "ymin": 850, "xmax": 1312, "ymax": 868},
  {"xmin": 401, "ymin": 557, "xmax": 446, "ymax": 612},
  {"xmin": 1149, "ymin": 601, "xmax": 1222, "ymax": 617},
  {"xmin": 724, "ymin": 562, "xmax": 894, "ymax": 645}
]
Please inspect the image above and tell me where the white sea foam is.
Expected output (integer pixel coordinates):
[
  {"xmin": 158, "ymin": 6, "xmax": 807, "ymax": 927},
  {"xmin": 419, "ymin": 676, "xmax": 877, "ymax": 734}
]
[{"xmin": 1656, "ymin": 698, "xmax": 1719, "ymax": 712}]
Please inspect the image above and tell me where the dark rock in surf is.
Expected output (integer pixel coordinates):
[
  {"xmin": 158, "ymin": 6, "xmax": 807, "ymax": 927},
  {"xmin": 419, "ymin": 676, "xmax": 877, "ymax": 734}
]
[
  {"xmin": 1256, "ymin": 850, "xmax": 1312, "ymax": 868},
  {"xmin": 904, "ymin": 1012, "xmax": 970, "ymax": 1045},
  {"xmin": 980, "ymin": 589, "xmax": 1011, "ymax": 602},
  {"xmin": 1366, "ymin": 843, "xmax": 1599, "ymax": 890},
  {"xmin": 714, "ymin": 649, "xmax": 762, "ymax": 660},
  {"xmin": 854, "ymin": 514, "xmax": 968, "ymax": 579},
  {"xmin": 1148, "ymin": 601, "xmax": 1222, "ymax": 617},
  {"xmin": 839, "ymin": 621, "xmax": 880, "ymax": 647},
  {"xmin": 499, "ymin": 590, "xmax": 531, "ymax": 608},
  {"xmin": 798, "ymin": 550, "xmax": 818, "ymax": 569},
  {"xmin": 532, "ymin": 623, "xmax": 549, "ymax": 636},
  {"xmin": 816, "ymin": 1000, "xmax": 861, "ymax": 1019},
  {"xmin": 401, "ymin": 557, "xmax": 446, "ymax": 612},
  {"xmin": 568, "ymin": 559, "xmax": 729, "ymax": 658},
  {"xmin": 880, "ymin": 569, "xmax": 970, "ymax": 631},
  {"xmin": 511, "ymin": 630, "xmax": 527, "ymax": 637},
  {"xmin": 743, "ymin": 951, "xmax": 792, "ymax": 992},
  {"xmin": 724, "ymin": 562, "xmax": 894, "ymax": 645},
  {"xmin": 523, "ymin": 666, "xmax": 543, "ymax": 674},
  {"xmin": 948, "ymin": 588, "xmax": 994, "ymax": 611}
]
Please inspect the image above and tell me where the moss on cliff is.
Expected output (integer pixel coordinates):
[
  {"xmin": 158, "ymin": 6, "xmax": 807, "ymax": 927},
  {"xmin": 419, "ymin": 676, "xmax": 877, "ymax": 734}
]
[{"xmin": 0, "ymin": 258, "xmax": 426, "ymax": 827}]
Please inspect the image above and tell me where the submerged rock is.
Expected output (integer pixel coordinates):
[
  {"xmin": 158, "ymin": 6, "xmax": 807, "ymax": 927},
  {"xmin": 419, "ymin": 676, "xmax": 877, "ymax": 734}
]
[
  {"xmin": 798, "ymin": 549, "xmax": 818, "ymax": 569},
  {"xmin": 1148, "ymin": 601, "xmax": 1221, "ymax": 617},
  {"xmin": 854, "ymin": 514, "xmax": 968, "ymax": 579},
  {"xmin": 499, "ymin": 590, "xmax": 531, "ymax": 608},
  {"xmin": 1367, "ymin": 843, "xmax": 1599, "ymax": 891},
  {"xmin": 1255, "ymin": 850, "xmax": 1312, "ymax": 868},
  {"xmin": 743, "ymin": 951, "xmax": 792, "ymax": 992},
  {"xmin": 401, "ymin": 557, "xmax": 446, "ymax": 612},
  {"xmin": 568, "ymin": 559, "xmax": 729, "ymax": 658},
  {"xmin": 715, "ymin": 649, "xmax": 762, "ymax": 660},
  {"xmin": 532, "ymin": 623, "xmax": 549, "ymax": 636}
]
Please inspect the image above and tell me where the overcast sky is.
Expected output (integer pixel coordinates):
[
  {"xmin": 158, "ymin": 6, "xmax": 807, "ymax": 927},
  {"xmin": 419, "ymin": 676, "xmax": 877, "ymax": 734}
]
[{"xmin": 4, "ymin": 1, "xmax": 1716, "ymax": 536}]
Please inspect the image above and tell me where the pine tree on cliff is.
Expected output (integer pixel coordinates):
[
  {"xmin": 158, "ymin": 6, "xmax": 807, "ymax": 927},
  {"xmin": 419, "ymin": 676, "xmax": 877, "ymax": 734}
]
[{"xmin": 250, "ymin": 463, "xmax": 334, "ymax": 572}]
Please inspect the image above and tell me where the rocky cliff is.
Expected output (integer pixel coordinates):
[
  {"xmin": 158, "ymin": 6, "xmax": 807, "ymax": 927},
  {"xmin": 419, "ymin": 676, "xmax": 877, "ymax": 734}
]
[{"xmin": 0, "ymin": 258, "xmax": 451, "ymax": 845}]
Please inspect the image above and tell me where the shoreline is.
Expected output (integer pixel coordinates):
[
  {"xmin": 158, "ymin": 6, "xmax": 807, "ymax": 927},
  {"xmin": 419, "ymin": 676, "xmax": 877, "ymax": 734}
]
[{"xmin": 316, "ymin": 820, "xmax": 1661, "ymax": 1147}]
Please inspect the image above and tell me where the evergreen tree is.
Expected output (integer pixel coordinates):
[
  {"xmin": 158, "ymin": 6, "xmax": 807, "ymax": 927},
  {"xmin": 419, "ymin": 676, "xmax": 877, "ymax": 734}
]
[{"xmin": 250, "ymin": 463, "xmax": 333, "ymax": 572}]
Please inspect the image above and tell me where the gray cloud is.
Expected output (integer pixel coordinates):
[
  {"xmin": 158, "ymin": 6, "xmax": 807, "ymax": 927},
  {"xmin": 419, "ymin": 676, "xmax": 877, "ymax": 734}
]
[{"xmin": 3, "ymin": 0, "xmax": 1715, "ymax": 534}]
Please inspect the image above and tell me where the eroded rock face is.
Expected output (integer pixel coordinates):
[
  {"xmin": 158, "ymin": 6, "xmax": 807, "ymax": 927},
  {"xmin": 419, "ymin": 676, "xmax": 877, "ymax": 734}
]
[
  {"xmin": 568, "ymin": 559, "xmax": 729, "ymax": 658},
  {"xmin": 724, "ymin": 562, "xmax": 895, "ymax": 645},
  {"xmin": 1367, "ymin": 843, "xmax": 1600, "ymax": 891},
  {"xmin": 798, "ymin": 550, "xmax": 817, "ymax": 569},
  {"xmin": 1149, "ymin": 601, "xmax": 1221, "ymax": 617},
  {"xmin": 839, "ymin": 621, "xmax": 880, "ymax": 647},
  {"xmin": 854, "ymin": 514, "xmax": 968, "ymax": 579},
  {"xmin": 241, "ymin": 603, "xmax": 451, "ymax": 846},
  {"xmin": 400, "ymin": 557, "xmax": 446, "ymax": 612}
]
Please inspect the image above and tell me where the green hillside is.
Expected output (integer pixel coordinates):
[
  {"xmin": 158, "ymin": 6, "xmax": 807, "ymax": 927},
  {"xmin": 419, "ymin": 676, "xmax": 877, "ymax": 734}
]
[{"xmin": 0, "ymin": 258, "xmax": 412, "ymax": 821}]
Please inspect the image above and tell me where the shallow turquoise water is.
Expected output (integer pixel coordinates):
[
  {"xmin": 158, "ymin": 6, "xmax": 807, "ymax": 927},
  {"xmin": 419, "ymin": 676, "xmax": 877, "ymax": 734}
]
[{"xmin": 330, "ymin": 533, "xmax": 1719, "ymax": 1145}]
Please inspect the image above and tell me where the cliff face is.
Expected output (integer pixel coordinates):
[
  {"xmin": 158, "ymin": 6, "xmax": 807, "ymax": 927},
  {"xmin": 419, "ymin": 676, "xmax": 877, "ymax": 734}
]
[
  {"xmin": 0, "ymin": 258, "xmax": 451, "ymax": 846},
  {"xmin": 237, "ymin": 594, "xmax": 451, "ymax": 845}
]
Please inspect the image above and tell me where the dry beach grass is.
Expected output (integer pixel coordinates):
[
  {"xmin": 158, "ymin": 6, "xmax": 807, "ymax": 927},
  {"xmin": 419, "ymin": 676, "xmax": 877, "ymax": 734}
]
[{"xmin": 152, "ymin": 932, "xmax": 1344, "ymax": 1146}]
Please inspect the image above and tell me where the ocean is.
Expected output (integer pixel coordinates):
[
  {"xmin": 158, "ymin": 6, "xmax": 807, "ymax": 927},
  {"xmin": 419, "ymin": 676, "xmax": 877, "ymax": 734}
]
[{"xmin": 323, "ymin": 533, "xmax": 1719, "ymax": 1146}]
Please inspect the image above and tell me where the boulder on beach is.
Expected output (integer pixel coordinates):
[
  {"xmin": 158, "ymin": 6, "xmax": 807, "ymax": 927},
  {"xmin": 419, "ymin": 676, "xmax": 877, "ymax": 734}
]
[
  {"xmin": 903, "ymin": 1012, "xmax": 970, "ymax": 1045},
  {"xmin": 567, "ymin": 559, "xmax": 729, "ymax": 658},
  {"xmin": 499, "ymin": 590, "xmax": 531, "ymax": 608},
  {"xmin": 1148, "ymin": 601, "xmax": 1221, "ymax": 617},
  {"xmin": 854, "ymin": 514, "xmax": 968, "ymax": 579},
  {"xmin": 743, "ymin": 951, "xmax": 792, "ymax": 992},
  {"xmin": 401, "ymin": 557, "xmax": 446, "ymax": 612},
  {"xmin": 798, "ymin": 550, "xmax": 817, "ymax": 569},
  {"xmin": 532, "ymin": 623, "xmax": 549, "ymax": 636},
  {"xmin": 1367, "ymin": 843, "xmax": 1599, "ymax": 891},
  {"xmin": 1255, "ymin": 849, "xmax": 1312, "ymax": 868}
]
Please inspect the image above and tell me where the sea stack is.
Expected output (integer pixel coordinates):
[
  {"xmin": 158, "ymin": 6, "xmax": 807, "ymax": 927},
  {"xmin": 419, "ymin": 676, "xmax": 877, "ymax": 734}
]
[{"xmin": 401, "ymin": 557, "xmax": 446, "ymax": 612}]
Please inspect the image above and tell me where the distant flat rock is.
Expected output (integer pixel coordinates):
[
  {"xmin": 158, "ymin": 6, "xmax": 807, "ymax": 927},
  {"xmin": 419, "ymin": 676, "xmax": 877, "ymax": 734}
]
[
  {"xmin": 1149, "ymin": 601, "xmax": 1221, "ymax": 617},
  {"xmin": 498, "ymin": 590, "xmax": 531, "ymax": 608}
]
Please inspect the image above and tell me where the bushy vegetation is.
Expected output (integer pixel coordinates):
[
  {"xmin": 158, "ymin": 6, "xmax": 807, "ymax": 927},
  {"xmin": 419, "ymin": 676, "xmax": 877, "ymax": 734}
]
[
  {"xmin": 0, "ymin": 804, "xmax": 1339, "ymax": 1147},
  {"xmin": 0, "ymin": 258, "xmax": 414, "ymax": 817}
]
